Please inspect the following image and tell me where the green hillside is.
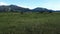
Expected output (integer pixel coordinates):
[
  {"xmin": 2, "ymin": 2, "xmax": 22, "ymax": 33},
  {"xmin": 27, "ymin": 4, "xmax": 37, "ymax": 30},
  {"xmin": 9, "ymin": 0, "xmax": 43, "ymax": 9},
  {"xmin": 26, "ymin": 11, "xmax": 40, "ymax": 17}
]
[{"xmin": 0, "ymin": 12, "xmax": 60, "ymax": 34}]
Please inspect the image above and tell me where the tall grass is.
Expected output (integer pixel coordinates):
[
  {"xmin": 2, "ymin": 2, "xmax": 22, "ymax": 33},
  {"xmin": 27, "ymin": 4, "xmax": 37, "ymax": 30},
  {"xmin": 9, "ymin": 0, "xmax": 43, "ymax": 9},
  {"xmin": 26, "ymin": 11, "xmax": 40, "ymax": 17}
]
[{"xmin": 0, "ymin": 12, "xmax": 60, "ymax": 34}]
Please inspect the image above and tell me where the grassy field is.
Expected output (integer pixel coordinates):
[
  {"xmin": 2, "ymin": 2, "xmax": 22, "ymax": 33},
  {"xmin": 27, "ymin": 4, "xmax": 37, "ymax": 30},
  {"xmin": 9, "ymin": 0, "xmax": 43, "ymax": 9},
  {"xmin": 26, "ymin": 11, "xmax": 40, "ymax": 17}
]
[{"xmin": 0, "ymin": 12, "xmax": 60, "ymax": 34}]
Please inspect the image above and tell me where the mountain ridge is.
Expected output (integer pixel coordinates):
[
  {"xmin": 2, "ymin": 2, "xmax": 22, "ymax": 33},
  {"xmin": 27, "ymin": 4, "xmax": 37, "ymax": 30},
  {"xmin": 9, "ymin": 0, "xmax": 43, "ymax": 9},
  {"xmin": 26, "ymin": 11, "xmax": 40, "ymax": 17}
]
[{"xmin": 0, "ymin": 5, "xmax": 59, "ymax": 12}]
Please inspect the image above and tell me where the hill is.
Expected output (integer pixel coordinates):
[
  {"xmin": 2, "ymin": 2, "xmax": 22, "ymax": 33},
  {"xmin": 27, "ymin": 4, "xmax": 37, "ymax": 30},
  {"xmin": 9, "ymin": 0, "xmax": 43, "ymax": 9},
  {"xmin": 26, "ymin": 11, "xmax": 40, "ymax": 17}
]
[
  {"xmin": 0, "ymin": 5, "xmax": 55, "ymax": 12},
  {"xmin": 0, "ymin": 5, "xmax": 30, "ymax": 12}
]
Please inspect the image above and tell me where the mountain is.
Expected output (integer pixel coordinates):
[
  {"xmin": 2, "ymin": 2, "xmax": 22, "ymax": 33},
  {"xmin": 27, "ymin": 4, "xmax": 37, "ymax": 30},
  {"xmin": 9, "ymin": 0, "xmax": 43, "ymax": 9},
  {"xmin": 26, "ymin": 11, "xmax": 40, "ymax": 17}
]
[
  {"xmin": 32, "ymin": 7, "xmax": 48, "ymax": 12},
  {"xmin": 0, "ymin": 5, "xmax": 56, "ymax": 12},
  {"xmin": 0, "ymin": 5, "xmax": 9, "ymax": 12},
  {"xmin": 31, "ymin": 7, "xmax": 55, "ymax": 13},
  {"xmin": 0, "ymin": 5, "xmax": 31, "ymax": 12},
  {"xmin": 9, "ymin": 5, "xmax": 31, "ymax": 12}
]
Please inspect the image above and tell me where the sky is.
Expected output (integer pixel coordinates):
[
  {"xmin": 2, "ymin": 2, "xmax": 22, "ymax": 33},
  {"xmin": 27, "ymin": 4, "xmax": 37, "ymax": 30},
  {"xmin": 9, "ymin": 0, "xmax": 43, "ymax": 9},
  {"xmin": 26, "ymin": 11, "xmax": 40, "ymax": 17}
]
[{"xmin": 0, "ymin": 0, "xmax": 60, "ymax": 10}]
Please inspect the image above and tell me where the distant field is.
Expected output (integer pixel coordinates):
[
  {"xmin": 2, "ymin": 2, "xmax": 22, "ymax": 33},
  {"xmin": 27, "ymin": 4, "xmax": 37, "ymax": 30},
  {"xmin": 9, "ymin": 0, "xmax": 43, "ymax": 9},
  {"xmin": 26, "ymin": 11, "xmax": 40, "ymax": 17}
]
[{"xmin": 0, "ymin": 12, "xmax": 60, "ymax": 34}]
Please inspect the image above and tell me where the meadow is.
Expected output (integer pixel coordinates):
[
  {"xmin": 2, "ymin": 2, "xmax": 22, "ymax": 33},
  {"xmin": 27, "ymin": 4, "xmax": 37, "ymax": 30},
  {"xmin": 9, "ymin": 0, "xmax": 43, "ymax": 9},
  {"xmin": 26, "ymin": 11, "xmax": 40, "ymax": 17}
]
[{"xmin": 0, "ymin": 12, "xmax": 60, "ymax": 34}]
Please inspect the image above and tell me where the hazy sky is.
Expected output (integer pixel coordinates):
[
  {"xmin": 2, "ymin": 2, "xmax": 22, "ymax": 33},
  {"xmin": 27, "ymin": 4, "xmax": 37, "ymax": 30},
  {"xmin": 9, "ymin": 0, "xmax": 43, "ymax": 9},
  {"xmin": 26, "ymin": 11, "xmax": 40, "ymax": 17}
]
[{"xmin": 0, "ymin": 0, "xmax": 60, "ymax": 10}]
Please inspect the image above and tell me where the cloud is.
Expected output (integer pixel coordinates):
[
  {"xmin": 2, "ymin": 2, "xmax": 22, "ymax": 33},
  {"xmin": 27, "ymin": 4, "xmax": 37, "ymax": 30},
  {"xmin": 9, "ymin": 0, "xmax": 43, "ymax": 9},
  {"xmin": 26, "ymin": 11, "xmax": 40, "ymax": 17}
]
[
  {"xmin": 17, "ymin": 5, "xmax": 29, "ymax": 8},
  {"xmin": 17, "ymin": 5, "xmax": 34, "ymax": 9},
  {"xmin": 0, "ymin": 2, "xmax": 9, "ymax": 5},
  {"xmin": 40, "ymin": 2, "xmax": 60, "ymax": 10}
]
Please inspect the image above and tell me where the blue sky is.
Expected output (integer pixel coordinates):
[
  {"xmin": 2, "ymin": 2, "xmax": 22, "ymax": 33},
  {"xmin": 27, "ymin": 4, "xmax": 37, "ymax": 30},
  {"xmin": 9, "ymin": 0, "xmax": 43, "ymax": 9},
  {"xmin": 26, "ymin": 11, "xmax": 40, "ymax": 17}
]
[{"xmin": 0, "ymin": 0, "xmax": 60, "ymax": 10}]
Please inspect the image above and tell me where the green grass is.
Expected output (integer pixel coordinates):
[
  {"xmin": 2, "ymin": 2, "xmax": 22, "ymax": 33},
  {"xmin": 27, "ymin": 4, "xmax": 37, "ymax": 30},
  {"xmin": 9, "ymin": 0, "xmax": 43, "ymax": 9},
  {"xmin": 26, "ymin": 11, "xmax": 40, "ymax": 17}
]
[{"xmin": 0, "ymin": 12, "xmax": 60, "ymax": 34}]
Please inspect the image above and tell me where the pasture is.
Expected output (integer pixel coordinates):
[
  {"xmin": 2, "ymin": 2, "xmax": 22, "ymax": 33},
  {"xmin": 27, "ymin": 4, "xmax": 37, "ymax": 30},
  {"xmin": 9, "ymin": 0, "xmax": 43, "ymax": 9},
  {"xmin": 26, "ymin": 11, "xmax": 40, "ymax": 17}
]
[{"xmin": 0, "ymin": 12, "xmax": 60, "ymax": 34}]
